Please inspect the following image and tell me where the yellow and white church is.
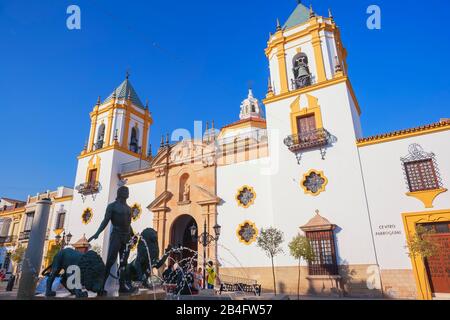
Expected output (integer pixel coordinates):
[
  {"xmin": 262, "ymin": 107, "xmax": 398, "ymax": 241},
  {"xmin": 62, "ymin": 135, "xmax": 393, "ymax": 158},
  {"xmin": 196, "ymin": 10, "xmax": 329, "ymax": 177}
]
[{"xmin": 1, "ymin": 2, "xmax": 449, "ymax": 299}]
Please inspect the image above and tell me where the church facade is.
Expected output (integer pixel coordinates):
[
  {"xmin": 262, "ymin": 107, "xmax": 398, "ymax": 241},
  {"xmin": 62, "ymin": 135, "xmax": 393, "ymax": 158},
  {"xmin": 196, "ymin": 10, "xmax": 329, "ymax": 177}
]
[{"xmin": 1, "ymin": 3, "xmax": 449, "ymax": 299}]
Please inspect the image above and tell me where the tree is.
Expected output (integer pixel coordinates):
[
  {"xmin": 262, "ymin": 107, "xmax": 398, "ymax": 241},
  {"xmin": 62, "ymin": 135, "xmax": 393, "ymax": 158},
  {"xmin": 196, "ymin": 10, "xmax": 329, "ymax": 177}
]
[
  {"xmin": 406, "ymin": 225, "xmax": 439, "ymax": 299},
  {"xmin": 11, "ymin": 245, "xmax": 26, "ymax": 274},
  {"xmin": 256, "ymin": 227, "xmax": 284, "ymax": 295},
  {"xmin": 91, "ymin": 244, "xmax": 102, "ymax": 256},
  {"xmin": 289, "ymin": 234, "xmax": 315, "ymax": 300}
]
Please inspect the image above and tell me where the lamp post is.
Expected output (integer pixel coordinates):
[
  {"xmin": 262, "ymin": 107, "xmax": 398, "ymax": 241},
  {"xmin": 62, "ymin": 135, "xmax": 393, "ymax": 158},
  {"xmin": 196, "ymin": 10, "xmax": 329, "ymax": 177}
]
[
  {"xmin": 55, "ymin": 231, "xmax": 73, "ymax": 248},
  {"xmin": 190, "ymin": 220, "xmax": 221, "ymax": 289}
]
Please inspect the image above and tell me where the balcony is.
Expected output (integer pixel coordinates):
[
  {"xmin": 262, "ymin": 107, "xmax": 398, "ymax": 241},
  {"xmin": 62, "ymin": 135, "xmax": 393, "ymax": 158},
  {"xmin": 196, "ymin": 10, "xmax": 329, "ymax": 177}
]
[
  {"xmin": 75, "ymin": 181, "xmax": 101, "ymax": 198},
  {"xmin": 19, "ymin": 231, "xmax": 31, "ymax": 241},
  {"xmin": 284, "ymin": 128, "xmax": 334, "ymax": 164},
  {"xmin": 0, "ymin": 235, "xmax": 18, "ymax": 244}
]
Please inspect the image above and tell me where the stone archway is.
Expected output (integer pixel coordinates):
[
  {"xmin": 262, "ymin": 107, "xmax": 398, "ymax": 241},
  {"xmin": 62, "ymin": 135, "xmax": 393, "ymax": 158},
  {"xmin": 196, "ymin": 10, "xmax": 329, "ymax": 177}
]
[{"xmin": 169, "ymin": 214, "xmax": 198, "ymax": 266}]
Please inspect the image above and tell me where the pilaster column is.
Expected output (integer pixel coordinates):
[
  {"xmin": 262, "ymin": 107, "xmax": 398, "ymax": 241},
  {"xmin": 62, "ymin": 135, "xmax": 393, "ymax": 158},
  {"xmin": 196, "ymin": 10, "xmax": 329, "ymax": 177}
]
[
  {"xmin": 105, "ymin": 108, "xmax": 114, "ymax": 147},
  {"xmin": 311, "ymin": 29, "xmax": 327, "ymax": 83},
  {"xmin": 142, "ymin": 111, "xmax": 150, "ymax": 156},
  {"xmin": 122, "ymin": 107, "xmax": 131, "ymax": 149},
  {"xmin": 88, "ymin": 109, "xmax": 99, "ymax": 152},
  {"xmin": 276, "ymin": 44, "xmax": 289, "ymax": 94}
]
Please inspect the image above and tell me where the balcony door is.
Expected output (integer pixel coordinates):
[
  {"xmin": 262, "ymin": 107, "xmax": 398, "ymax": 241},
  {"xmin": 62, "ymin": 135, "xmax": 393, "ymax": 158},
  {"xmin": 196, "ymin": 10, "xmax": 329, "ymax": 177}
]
[
  {"xmin": 88, "ymin": 169, "xmax": 97, "ymax": 186},
  {"xmin": 296, "ymin": 114, "xmax": 316, "ymax": 135}
]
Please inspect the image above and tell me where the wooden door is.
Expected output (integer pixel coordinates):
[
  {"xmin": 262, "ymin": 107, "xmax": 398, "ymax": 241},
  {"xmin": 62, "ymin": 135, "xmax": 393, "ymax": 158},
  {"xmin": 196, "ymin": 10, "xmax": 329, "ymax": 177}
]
[
  {"xmin": 424, "ymin": 223, "xmax": 450, "ymax": 294},
  {"xmin": 88, "ymin": 169, "xmax": 97, "ymax": 185},
  {"xmin": 296, "ymin": 114, "xmax": 316, "ymax": 134}
]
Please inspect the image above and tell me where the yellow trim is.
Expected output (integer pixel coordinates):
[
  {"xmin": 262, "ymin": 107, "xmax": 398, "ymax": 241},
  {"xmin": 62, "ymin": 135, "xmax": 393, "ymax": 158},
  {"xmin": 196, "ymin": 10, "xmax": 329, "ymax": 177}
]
[
  {"xmin": 236, "ymin": 220, "xmax": 259, "ymax": 245},
  {"xmin": 131, "ymin": 203, "xmax": 142, "ymax": 222},
  {"xmin": 311, "ymin": 29, "xmax": 327, "ymax": 83},
  {"xmin": 276, "ymin": 44, "xmax": 289, "ymax": 94},
  {"xmin": 82, "ymin": 208, "xmax": 93, "ymax": 225},
  {"xmin": 357, "ymin": 123, "xmax": 450, "ymax": 147},
  {"xmin": 235, "ymin": 185, "xmax": 256, "ymax": 209},
  {"xmin": 54, "ymin": 229, "xmax": 64, "ymax": 236},
  {"xmin": 53, "ymin": 196, "xmax": 73, "ymax": 203},
  {"xmin": 141, "ymin": 109, "xmax": 150, "ymax": 157},
  {"xmin": 402, "ymin": 209, "xmax": 450, "ymax": 300},
  {"xmin": 122, "ymin": 105, "xmax": 131, "ymax": 149},
  {"xmin": 44, "ymin": 240, "xmax": 58, "ymax": 269},
  {"xmin": 97, "ymin": 101, "xmax": 153, "ymax": 124},
  {"xmin": 85, "ymin": 155, "xmax": 101, "ymax": 184},
  {"xmin": 78, "ymin": 144, "xmax": 143, "ymax": 160},
  {"xmin": 406, "ymin": 188, "xmax": 448, "ymax": 209},
  {"xmin": 289, "ymin": 94, "xmax": 323, "ymax": 136},
  {"xmin": 105, "ymin": 108, "xmax": 114, "ymax": 147},
  {"xmin": 87, "ymin": 105, "xmax": 99, "ymax": 153},
  {"xmin": 301, "ymin": 169, "xmax": 328, "ymax": 196}
]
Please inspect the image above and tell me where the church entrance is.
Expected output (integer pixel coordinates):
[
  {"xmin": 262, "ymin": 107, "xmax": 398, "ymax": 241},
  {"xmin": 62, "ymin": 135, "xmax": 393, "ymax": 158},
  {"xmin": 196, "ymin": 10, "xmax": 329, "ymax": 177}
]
[{"xmin": 169, "ymin": 215, "xmax": 198, "ymax": 267}]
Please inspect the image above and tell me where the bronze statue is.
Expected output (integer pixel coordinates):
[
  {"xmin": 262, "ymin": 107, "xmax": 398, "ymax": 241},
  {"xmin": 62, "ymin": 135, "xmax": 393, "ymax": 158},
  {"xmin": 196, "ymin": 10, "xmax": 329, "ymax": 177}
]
[
  {"xmin": 88, "ymin": 186, "xmax": 137, "ymax": 294},
  {"xmin": 122, "ymin": 228, "xmax": 171, "ymax": 288},
  {"xmin": 44, "ymin": 248, "xmax": 106, "ymax": 298}
]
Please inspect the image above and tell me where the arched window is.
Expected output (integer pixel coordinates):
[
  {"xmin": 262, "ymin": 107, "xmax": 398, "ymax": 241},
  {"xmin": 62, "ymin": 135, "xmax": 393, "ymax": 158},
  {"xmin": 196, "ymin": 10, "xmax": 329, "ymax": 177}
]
[
  {"xmin": 95, "ymin": 123, "xmax": 106, "ymax": 150},
  {"xmin": 179, "ymin": 173, "xmax": 190, "ymax": 203},
  {"xmin": 292, "ymin": 52, "xmax": 311, "ymax": 89},
  {"xmin": 130, "ymin": 127, "xmax": 140, "ymax": 153}
]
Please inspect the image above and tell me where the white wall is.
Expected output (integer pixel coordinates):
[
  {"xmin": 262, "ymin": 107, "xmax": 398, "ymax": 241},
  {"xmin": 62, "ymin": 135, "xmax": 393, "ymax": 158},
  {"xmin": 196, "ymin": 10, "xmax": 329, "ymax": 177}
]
[
  {"xmin": 217, "ymin": 158, "xmax": 274, "ymax": 270},
  {"xmin": 358, "ymin": 130, "xmax": 450, "ymax": 270},
  {"xmin": 265, "ymin": 82, "xmax": 378, "ymax": 267}
]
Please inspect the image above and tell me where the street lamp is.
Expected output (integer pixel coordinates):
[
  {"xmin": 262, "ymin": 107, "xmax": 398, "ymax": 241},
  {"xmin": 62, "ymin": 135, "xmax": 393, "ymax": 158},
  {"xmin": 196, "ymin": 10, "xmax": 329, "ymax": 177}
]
[
  {"xmin": 190, "ymin": 220, "xmax": 221, "ymax": 289},
  {"xmin": 55, "ymin": 230, "xmax": 72, "ymax": 248}
]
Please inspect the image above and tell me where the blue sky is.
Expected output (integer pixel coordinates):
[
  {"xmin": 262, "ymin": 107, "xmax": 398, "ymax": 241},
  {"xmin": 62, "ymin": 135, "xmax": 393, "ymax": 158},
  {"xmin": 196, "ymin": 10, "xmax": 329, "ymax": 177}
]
[{"xmin": 0, "ymin": 0, "xmax": 449, "ymax": 200}]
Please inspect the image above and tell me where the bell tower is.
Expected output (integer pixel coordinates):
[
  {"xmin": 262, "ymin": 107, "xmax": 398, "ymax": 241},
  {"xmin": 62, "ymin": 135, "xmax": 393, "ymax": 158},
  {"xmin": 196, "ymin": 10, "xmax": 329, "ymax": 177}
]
[
  {"xmin": 262, "ymin": 2, "xmax": 379, "ymax": 273},
  {"xmin": 68, "ymin": 74, "xmax": 153, "ymax": 258}
]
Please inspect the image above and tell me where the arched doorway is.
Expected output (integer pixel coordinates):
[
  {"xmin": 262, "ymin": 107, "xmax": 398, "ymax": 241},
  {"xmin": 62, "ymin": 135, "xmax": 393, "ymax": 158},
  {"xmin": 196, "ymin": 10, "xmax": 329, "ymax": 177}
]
[{"xmin": 169, "ymin": 215, "xmax": 198, "ymax": 267}]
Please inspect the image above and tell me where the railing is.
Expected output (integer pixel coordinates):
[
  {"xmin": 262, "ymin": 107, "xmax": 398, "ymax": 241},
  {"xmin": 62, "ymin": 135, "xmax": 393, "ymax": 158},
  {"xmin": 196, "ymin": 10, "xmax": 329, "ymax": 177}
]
[
  {"xmin": 19, "ymin": 231, "xmax": 31, "ymax": 241},
  {"xmin": 218, "ymin": 129, "xmax": 268, "ymax": 146},
  {"xmin": 284, "ymin": 128, "xmax": 331, "ymax": 153},
  {"xmin": 75, "ymin": 181, "xmax": 101, "ymax": 196},
  {"xmin": 0, "ymin": 235, "xmax": 18, "ymax": 244},
  {"xmin": 120, "ymin": 159, "xmax": 152, "ymax": 175},
  {"xmin": 218, "ymin": 274, "xmax": 261, "ymax": 296},
  {"xmin": 93, "ymin": 140, "xmax": 104, "ymax": 151}
]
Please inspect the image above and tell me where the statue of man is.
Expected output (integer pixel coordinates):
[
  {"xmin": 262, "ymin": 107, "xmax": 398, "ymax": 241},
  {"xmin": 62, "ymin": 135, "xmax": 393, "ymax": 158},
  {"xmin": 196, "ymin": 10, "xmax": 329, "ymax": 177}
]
[
  {"xmin": 183, "ymin": 183, "xmax": 190, "ymax": 202},
  {"xmin": 88, "ymin": 186, "xmax": 137, "ymax": 294}
]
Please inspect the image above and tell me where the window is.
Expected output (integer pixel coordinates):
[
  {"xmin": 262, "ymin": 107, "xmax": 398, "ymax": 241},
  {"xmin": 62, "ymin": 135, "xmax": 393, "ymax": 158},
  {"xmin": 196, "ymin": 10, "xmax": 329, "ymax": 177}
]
[
  {"xmin": 130, "ymin": 127, "xmax": 140, "ymax": 153},
  {"xmin": 296, "ymin": 114, "xmax": 316, "ymax": 135},
  {"xmin": 82, "ymin": 208, "xmax": 93, "ymax": 225},
  {"xmin": 55, "ymin": 206, "xmax": 66, "ymax": 230},
  {"xmin": 24, "ymin": 212, "xmax": 34, "ymax": 231},
  {"xmin": 88, "ymin": 169, "xmax": 97, "ymax": 186},
  {"xmin": 404, "ymin": 159, "xmax": 439, "ymax": 192},
  {"xmin": 0, "ymin": 218, "xmax": 11, "ymax": 237},
  {"xmin": 236, "ymin": 221, "xmax": 258, "ymax": 245},
  {"xmin": 306, "ymin": 230, "xmax": 338, "ymax": 276},
  {"xmin": 301, "ymin": 169, "xmax": 328, "ymax": 196},
  {"xmin": 131, "ymin": 203, "xmax": 142, "ymax": 222},
  {"xmin": 236, "ymin": 186, "xmax": 256, "ymax": 208},
  {"xmin": 95, "ymin": 123, "xmax": 106, "ymax": 150},
  {"xmin": 401, "ymin": 144, "xmax": 443, "ymax": 193},
  {"xmin": 292, "ymin": 53, "xmax": 312, "ymax": 89}
]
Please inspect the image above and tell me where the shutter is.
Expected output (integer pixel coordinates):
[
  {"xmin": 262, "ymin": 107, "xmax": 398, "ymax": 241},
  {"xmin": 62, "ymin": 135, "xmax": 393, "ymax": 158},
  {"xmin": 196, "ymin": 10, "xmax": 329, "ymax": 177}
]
[{"xmin": 0, "ymin": 218, "xmax": 11, "ymax": 237}]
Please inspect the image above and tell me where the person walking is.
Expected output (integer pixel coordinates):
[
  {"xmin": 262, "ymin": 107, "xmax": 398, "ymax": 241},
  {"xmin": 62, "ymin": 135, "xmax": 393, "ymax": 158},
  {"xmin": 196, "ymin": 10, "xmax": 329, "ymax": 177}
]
[{"xmin": 205, "ymin": 261, "xmax": 216, "ymax": 290}]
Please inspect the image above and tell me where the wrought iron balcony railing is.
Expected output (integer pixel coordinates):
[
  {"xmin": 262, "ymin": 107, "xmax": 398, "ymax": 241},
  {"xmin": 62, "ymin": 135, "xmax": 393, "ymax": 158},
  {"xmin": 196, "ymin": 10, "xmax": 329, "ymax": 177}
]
[
  {"xmin": 284, "ymin": 128, "xmax": 332, "ymax": 153},
  {"xmin": 19, "ymin": 231, "xmax": 31, "ymax": 241},
  {"xmin": 75, "ymin": 181, "xmax": 101, "ymax": 196},
  {"xmin": 0, "ymin": 235, "xmax": 18, "ymax": 244}
]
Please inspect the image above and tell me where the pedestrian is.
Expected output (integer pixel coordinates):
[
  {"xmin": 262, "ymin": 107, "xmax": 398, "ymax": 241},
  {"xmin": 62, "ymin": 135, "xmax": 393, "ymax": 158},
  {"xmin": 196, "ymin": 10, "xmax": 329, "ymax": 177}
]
[
  {"xmin": 205, "ymin": 261, "xmax": 217, "ymax": 290},
  {"xmin": 194, "ymin": 267, "xmax": 203, "ymax": 290}
]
